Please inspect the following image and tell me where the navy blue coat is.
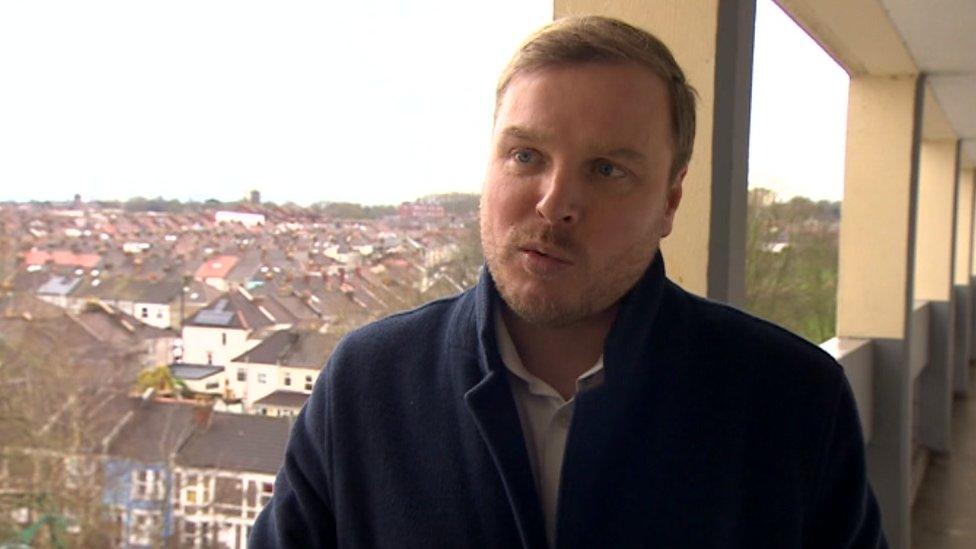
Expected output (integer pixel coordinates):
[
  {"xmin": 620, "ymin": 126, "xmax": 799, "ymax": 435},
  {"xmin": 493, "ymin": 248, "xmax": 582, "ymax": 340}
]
[{"xmin": 250, "ymin": 255, "xmax": 885, "ymax": 548}]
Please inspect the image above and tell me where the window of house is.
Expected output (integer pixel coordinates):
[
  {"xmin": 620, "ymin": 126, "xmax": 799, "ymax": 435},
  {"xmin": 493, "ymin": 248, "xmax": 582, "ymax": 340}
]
[
  {"xmin": 65, "ymin": 456, "xmax": 95, "ymax": 489},
  {"xmin": 184, "ymin": 477, "xmax": 211, "ymax": 505},
  {"xmin": 260, "ymin": 482, "xmax": 274, "ymax": 506},
  {"xmin": 205, "ymin": 381, "xmax": 219, "ymax": 390},
  {"xmin": 237, "ymin": 368, "xmax": 246, "ymax": 382},
  {"xmin": 206, "ymin": 351, "xmax": 213, "ymax": 365},
  {"xmin": 221, "ymin": 332, "xmax": 227, "ymax": 346},
  {"xmin": 132, "ymin": 469, "xmax": 163, "ymax": 499},
  {"xmin": 140, "ymin": 307, "xmax": 148, "ymax": 318},
  {"xmin": 133, "ymin": 470, "xmax": 149, "ymax": 498},
  {"xmin": 257, "ymin": 373, "xmax": 267, "ymax": 384},
  {"xmin": 284, "ymin": 373, "xmax": 291, "ymax": 386},
  {"xmin": 305, "ymin": 375, "xmax": 313, "ymax": 391}
]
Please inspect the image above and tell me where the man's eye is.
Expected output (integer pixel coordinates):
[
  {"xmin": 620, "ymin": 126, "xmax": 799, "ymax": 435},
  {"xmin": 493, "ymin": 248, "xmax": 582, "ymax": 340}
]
[
  {"xmin": 513, "ymin": 150, "xmax": 536, "ymax": 164},
  {"xmin": 594, "ymin": 160, "xmax": 626, "ymax": 178}
]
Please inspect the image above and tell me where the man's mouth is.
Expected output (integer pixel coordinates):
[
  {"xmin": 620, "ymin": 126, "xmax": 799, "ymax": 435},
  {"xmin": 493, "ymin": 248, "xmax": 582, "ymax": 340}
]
[{"xmin": 517, "ymin": 245, "xmax": 573, "ymax": 268}]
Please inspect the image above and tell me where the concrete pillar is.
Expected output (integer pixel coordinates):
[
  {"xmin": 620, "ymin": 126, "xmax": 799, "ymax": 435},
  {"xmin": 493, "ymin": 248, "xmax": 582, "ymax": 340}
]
[
  {"xmin": 914, "ymin": 139, "xmax": 958, "ymax": 453},
  {"xmin": 553, "ymin": 0, "xmax": 755, "ymax": 306},
  {"xmin": 954, "ymin": 165, "xmax": 973, "ymax": 392},
  {"xmin": 964, "ymin": 169, "xmax": 976, "ymax": 366},
  {"xmin": 837, "ymin": 74, "xmax": 923, "ymax": 549},
  {"xmin": 954, "ymin": 169, "xmax": 974, "ymax": 276}
]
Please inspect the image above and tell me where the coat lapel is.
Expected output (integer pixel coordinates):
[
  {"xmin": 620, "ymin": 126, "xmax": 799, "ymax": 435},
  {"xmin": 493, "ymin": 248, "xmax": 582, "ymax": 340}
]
[
  {"xmin": 463, "ymin": 268, "xmax": 548, "ymax": 548},
  {"xmin": 465, "ymin": 371, "xmax": 549, "ymax": 549}
]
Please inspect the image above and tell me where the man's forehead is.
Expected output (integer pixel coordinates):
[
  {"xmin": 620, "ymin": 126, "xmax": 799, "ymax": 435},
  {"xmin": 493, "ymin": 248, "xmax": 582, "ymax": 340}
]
[
  {"xmin": 498, "ymin": 62, "xmax": 669, "ymax": 110},
  {"xmin": 493, "ymin": 64, "xmax": 672, "ymax": 151}
]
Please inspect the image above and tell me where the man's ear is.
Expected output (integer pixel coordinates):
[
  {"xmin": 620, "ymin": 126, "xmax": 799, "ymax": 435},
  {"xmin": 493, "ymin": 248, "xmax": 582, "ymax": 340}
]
[{"xmin": 659, "ymin": 167, "xmax": 687, "ymax": 238}]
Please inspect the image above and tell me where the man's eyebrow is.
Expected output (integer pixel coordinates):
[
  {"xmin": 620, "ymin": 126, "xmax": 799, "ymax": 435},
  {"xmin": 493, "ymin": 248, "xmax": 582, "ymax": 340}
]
[
  {"xmin": 499, "ymin": 126, "xmax": 553, "ymax": 142},
  {"xmin": 602, "ymin": 147, "xmax": 649, "ymax": 165}
]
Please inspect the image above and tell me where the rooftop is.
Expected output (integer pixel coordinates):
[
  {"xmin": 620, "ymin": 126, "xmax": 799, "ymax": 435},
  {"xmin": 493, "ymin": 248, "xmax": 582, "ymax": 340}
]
[
  {"xmin": 175, "ymin": 412, "xmax": 291, "ymax": 474},
  {"xmin": 253, "ymin": 390, "xmax": 309, "ymax": 409},
  {"xmin": 193, "ymin": 254, "xmax": 240, "ymax": 280},
  {"xmin": 185, "ymin": 288, "xmax": 285, "ymax": 331},
  {"xmin": 169, "ymin": 363, "xmax": 224, "ymax": 380},
  {"xmin": 230, "ymin": 329, "xmax": 338, "ymax": 369}
]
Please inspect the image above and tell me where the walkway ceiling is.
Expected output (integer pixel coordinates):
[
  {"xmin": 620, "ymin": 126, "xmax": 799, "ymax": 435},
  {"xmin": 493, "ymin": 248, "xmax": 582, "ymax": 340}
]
[
  {"xmin": 880, "ymin": 0, "xmax": 976, "ymax": 167},
  {"xmin": 777, "ymin": 0, "xmax": 976, "ymax": 168}
]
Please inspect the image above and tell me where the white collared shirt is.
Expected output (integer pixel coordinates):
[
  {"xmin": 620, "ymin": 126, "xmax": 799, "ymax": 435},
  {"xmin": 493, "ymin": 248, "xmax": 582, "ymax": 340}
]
[{"xmin": 494, "ymin": 309, "xmax": 605, "ymax": 547}]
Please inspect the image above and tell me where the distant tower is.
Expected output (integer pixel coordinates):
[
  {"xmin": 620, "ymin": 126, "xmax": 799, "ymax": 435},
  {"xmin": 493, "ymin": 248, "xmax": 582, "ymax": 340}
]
[
  {"xmin": 249, "ymin": 189, "xmax": 261, "ymax": 205},
  {"xmin": 73, "ymin": 193, "xmax": 82, "ymax": 208}
]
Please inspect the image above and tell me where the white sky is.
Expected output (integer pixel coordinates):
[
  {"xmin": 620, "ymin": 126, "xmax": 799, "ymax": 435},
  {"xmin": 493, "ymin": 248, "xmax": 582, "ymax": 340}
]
[
  {"xmin": 749, "ymin": 0, "xmax": 850, "ymax": 202},
  {"xmin": 0, "ymin": 0, "xmax": 848, "ymax": 206}
]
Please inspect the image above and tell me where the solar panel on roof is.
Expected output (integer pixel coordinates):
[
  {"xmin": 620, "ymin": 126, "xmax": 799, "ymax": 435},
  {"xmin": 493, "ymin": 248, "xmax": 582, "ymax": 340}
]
[{"xmin": 195, "ymin": 310, "xmax": 235, "ymax": 326}]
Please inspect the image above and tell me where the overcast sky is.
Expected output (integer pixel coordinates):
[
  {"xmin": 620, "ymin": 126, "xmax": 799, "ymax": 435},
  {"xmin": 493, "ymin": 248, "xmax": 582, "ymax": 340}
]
[{"xmin": 0, "ymin": 0, "xmax": 848, "ymax": 205}]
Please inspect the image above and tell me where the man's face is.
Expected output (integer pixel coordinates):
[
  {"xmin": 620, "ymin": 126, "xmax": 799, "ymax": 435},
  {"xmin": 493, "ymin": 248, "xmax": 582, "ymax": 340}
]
[{"xmin": 480, "ymin": 62, "xmax": 685, "ymax": 327}]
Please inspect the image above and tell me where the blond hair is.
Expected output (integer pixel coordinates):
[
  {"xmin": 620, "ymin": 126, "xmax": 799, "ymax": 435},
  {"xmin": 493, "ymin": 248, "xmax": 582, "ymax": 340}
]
[{"xmin": 496, "ymin": 15, "xmax": 697, "ymax": 183}]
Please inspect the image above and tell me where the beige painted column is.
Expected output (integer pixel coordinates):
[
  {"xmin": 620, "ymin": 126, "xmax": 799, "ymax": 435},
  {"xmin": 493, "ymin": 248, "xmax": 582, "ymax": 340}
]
[
  {"xmin": 914, "ymin": 141, "xmax": 957, "ymax": 302},
  {"xmin": 954, "ymin": 168, "xmax": 974, "ymax": 287},
  {"xmin": 838, "ymin": 75, "xmax": 921, "ymax": 339},
  {"xmin": 837, "ymin": 74, "xmax": 922, "ymax": 549},
  {"xmin": 553, "ymin": 0, "xmax": 755, "ymax": 305},
  {"xmin": 968, "ymin": 169, "xmax": 976, "ymax": 280}
]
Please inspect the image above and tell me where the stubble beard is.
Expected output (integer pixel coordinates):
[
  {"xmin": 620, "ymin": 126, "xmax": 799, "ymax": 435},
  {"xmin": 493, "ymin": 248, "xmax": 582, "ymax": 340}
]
[{"xmin": 481, "ymin": 215, "xmax": 659, "ymax": 329}]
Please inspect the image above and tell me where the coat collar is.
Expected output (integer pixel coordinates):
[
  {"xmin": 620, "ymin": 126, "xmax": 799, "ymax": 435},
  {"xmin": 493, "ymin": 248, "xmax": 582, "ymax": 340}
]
[{"xmin": 472, "ymin": 251, "xmax": 669, "ymax": 381}]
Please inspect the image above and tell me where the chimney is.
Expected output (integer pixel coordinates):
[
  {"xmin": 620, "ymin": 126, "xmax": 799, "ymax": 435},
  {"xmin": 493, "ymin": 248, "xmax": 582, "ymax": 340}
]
[{"xmin": 193, "ymin": 402, "xmax": 214, "ymax": 431}]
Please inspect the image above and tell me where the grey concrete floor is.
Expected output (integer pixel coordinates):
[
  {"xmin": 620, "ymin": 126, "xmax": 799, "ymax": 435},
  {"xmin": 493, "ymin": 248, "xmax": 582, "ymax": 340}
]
[{"xmin": 912, "ymin": 373, "xmax": 976, "ymax": 548}]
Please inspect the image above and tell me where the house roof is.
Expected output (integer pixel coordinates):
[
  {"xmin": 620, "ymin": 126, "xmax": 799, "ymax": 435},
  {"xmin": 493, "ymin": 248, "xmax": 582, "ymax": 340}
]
[
  {"xmin": 105, "ymin": 399, "xmax": 198, "ymax": 463},
  {"xmin": 169, "ymin": 363, "xmax": 224, "ymax": 380},
  {"xmin": 0, "ymin": 292, "xmax": 65, "ymax": 319},
  {"xmin": 36, "ymin": 275, "xmax": 81, "ymax": 296},
  {"xmin": 75, "ymin": 302, "xmax": 174, "ymax": 342},
  {"xmin": 254, "ymin": 294, "xmax": 297, "ymax": 325},
  {"xmin": 138, "ymin": 280, "xmax": 183, "ymax": 304},
  {"xmin": 174, "ymin": 412, "xmax": 290, "ymax": 474},
  {"xmin": 185, "ymin": 288, "xmax": 284, "ymax": 331},
  {"xmin": 25, "ymin": 249, "xmax": 101, "ymax": 269},
  {"xmin": 230, "ymin": 329, "xmax": 337, "ymax": 369},
  {"xmin": 253, "ymin": 390, "xmax": 309, "ymax": 409},
  {"xmin": 193, "ymin": 255, "xmax": 239, "ymax": 280}
]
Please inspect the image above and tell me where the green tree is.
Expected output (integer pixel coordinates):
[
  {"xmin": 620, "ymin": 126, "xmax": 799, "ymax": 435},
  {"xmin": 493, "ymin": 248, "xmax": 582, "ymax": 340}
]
[
  {"xmin": 134, "ymin": 366, "xmax": 188, "ymax": 397},
  {"xmin": 745, "ymin": 188, "xmax": 839, "ymax": 344}
]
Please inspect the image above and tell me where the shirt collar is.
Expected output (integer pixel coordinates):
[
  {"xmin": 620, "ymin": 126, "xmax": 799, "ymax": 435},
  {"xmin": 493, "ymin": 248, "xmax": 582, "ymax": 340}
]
[{"xmin": 493, "ymin": 305, "xmax": 604, "ymax": 400}]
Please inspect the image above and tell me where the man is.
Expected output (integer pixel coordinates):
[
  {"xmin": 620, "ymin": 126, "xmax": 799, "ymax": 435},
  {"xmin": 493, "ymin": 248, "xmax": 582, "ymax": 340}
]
[{"xmin": 251, "ymin": 16, "xmax": 885, "ymax": 548}]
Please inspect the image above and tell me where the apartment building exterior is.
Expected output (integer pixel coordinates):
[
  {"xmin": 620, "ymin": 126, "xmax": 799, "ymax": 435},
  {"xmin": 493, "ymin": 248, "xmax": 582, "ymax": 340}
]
[{"xmin": 171, "ymin": 411, "xmax": 289, "ymax": 548}]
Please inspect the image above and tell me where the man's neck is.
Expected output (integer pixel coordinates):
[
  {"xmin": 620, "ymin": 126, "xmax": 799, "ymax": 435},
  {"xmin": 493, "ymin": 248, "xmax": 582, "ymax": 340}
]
[{"xmin": 500, "ymin": 303, "xmax": 618, "ymax": 400}]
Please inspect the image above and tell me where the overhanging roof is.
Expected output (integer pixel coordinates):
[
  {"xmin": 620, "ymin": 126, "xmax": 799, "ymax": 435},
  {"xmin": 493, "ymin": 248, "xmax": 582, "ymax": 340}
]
[{"xmin": 777, "ymin": 0, "xmax": 976, "ymax": 167}]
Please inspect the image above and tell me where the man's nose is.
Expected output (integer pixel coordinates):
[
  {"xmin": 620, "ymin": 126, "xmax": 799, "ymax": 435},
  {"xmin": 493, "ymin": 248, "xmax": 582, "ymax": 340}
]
[{"xmin": 535, "ymin": 166, "xmax": 580, "ymax": 225}]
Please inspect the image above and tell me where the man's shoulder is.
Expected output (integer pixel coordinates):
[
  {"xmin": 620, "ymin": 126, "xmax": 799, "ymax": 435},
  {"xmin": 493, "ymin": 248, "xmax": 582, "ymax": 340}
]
[
  {"xmin": 667, "ymin": 281, "xmax": 843, "ymax": 384},
  {"xmin": 314, "ymin": 288, "xmax": 480, "ymax": 422},
  {"xmin": 321, "ymin": 288, "xmax": 479, "ymax": 389},
  {"xmin": 340, "ymin": 288, "xmax": 476, "ymax": 352}
]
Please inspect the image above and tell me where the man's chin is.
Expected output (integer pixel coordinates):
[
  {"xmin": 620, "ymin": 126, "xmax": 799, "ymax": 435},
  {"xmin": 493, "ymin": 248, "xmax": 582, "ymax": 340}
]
[
  {"xmin": 489, "ymin": 259, "xmax": 591, "ymax": 326},
  {"xmin": 498, "ymin": 288, "xmax": 592, "ymax": 328}
]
